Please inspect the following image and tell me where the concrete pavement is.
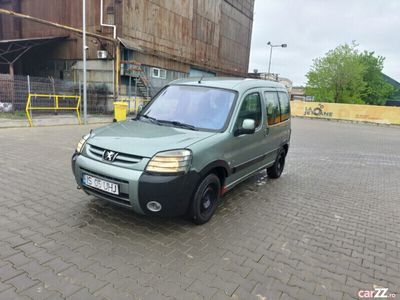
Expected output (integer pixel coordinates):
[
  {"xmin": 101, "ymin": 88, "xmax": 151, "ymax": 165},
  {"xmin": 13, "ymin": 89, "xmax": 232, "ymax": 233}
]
[{"xmin": 0, "ymin": 118, "xmax": 399, "ymax": 299}]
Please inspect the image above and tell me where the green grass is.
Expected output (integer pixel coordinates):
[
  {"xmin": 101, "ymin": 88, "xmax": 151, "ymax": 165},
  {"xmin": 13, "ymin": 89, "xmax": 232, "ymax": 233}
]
[{"xmin": 0, "ymin": 111, "xmax": 26, "ymax": 119}]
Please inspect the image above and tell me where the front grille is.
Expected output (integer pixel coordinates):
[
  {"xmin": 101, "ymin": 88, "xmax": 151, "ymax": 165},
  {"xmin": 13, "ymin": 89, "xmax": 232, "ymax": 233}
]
[
  {"xmin": 80, "ymin": 168, "xmax": 129, "ymax": 184},
  {"xmin": 88, "ymin": 144, "xmax": 142, "ymax": 164}
]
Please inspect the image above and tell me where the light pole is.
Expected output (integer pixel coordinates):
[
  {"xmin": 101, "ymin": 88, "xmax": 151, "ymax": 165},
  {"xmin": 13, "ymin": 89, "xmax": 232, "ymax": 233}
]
[
  {"xmin": 267, "ymin": 41, "xmax": 287, "ymax": 76},
  {"xmin": 82, "ymin": 0, "xmax": 87, "ymax": 125}
]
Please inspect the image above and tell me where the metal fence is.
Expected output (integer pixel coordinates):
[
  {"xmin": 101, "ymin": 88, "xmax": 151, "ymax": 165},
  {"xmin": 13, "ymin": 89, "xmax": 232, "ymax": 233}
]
[{"xmin": 0, "ymin": 74, "xmax": 113, "ymax": 114}]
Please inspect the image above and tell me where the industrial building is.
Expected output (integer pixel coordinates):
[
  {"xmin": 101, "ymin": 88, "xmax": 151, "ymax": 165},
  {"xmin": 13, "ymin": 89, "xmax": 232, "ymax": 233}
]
[{"xmin": 0, "ymin": 0, "xmax": 255, "ymax": 102}]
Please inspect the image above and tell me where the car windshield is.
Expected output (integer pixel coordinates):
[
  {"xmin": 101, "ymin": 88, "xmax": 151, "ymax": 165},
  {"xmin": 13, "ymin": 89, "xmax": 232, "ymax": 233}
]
[{"xmin": 141, "ymin": 85, "xmax": 236, "ymax": 131}]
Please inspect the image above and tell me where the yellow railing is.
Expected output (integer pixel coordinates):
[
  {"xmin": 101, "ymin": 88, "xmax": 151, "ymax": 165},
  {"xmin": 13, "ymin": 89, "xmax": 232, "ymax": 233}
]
[{"xmin": 25, "ymin": 93, "xmax": 81, "ymax": 127}]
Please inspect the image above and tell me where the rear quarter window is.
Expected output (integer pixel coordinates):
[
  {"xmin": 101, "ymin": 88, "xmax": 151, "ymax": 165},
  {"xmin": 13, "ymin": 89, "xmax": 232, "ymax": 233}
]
[{"xmin": 278, "ymin": 92, "xmax": 290, "ymax": 122}]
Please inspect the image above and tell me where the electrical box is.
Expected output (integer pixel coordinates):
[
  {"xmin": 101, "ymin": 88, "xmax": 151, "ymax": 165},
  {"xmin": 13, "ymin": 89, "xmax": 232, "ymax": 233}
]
[{"xmin": 97, "ymin": 50, "xmax": 108, "ymax": 59}]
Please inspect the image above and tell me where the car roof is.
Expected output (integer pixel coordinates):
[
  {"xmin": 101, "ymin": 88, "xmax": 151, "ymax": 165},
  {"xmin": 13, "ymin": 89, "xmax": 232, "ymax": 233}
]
[{"xmin": 169, "ymin": 77, "xmax": 287, "ymax": 92}]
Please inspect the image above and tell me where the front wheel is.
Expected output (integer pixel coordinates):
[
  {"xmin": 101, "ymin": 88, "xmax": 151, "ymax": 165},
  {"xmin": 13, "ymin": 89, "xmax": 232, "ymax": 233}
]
[
  {"xmin": 267, "ymin": 148, "xmax": 286, "ymax": 179},
  {"xmin": 189, "ymin": 173, "xmax": 221, "ymax": 225}
]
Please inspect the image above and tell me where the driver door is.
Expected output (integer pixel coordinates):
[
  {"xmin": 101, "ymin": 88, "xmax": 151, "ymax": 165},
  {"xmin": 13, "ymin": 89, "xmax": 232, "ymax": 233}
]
[{"xmin": 228, "ymin": 90, "xmax": 267, "ymax": 181}]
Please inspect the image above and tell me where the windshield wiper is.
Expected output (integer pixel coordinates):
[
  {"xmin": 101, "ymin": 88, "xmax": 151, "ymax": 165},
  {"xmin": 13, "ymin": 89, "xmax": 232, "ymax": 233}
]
[
  {"xmin": 157, "ymin": 120, "xmax": 198, "ymax": 131},
  {"xmin": 137, "ymin": 115, "xmax": 197, "ymax": 130},
  {"xmin": 138, "ymin": 114, "xmax": 160, "ymax": 124}
]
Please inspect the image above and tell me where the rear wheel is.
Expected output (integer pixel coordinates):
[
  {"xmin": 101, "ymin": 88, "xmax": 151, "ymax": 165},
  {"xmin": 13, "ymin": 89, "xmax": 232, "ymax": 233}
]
[
  {"xmin": 189, "ymin": 173, "xmax": 220, "ymax": 225},
  {"xmin": 267, "ymin": 148, "xmax": 286, "ymax": 179}
]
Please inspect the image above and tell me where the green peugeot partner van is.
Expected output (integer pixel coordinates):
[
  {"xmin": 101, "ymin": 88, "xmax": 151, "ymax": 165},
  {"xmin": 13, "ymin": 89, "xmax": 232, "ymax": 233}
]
[{"xmin": 72, "ymin": 78, "xmax": 291, "ymax": 224}]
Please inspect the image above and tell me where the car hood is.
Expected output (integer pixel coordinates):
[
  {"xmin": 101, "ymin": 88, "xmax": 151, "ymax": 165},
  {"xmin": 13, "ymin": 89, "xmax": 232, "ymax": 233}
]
[{"xmin": 87, "ymin": 120, "xmax": 216, "ymax": 158}]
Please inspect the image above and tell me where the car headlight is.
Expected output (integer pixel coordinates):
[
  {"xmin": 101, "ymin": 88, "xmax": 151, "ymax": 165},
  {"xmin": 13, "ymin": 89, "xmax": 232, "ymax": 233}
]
[
  {"xmin": 76, "ymin": 134, "xmax": 90, "ymax": 153},
  {"xmin": 146, "ymin": 149, "xmax": 192, "ymax": 174}
]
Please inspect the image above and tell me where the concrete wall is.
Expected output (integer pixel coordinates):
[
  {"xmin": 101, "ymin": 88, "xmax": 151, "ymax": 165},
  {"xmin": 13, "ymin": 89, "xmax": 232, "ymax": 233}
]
[
  {"xmin": 72, "ymin": 60, "xmax": 114, "ymax": 93},
  {"xmin": 291, "ymin": 101, "xmax": 400, "ymax": 125}
]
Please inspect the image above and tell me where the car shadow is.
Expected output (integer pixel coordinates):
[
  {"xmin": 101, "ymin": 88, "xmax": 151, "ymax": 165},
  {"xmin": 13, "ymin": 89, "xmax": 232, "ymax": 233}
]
[
  {"xmin": 55, "ymin": 168, "xmax": 295, "ymax": 271},
  {"xmin": 70, "ymin": 168, "xmax": 276, "ymax": 243}
]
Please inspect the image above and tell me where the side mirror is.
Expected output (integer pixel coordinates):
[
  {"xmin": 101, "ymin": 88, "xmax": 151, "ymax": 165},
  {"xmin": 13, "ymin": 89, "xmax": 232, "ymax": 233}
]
[
  {"xmin": 137, "ymin": 104, "xmax": 144, "ymax": 114},
  {"xmin": 235, "ymin": 119, "xmax": 256, "ymax": 136}
]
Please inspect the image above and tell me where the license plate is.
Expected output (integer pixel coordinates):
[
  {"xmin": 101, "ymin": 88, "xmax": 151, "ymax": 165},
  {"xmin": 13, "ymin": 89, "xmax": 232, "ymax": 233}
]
[{"xmin": 82, "ymin": 174, "xmax": 119, "ymax": 195}]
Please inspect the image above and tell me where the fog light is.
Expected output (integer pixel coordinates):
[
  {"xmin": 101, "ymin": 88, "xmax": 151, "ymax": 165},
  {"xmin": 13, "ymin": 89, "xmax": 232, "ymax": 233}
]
[{"xmin": 147, "ymin": 201, "xmax": 162, "ymax": 212}]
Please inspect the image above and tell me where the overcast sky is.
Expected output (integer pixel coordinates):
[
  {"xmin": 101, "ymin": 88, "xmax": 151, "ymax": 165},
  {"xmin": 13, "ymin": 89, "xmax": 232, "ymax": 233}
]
[{"xmin": 248, "ymin": 0, "xmax": 400, "ymax": 86}]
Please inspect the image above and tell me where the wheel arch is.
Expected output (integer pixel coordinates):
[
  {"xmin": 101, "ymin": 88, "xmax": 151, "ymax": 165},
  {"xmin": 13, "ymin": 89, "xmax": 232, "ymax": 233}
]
[
  {"xmin": 199, "ymin": 160, "xmax": 231, "ymax": 187},
  {"xmin": 282, "ymin": 143, "xmax": 289, "ymax": 156}
]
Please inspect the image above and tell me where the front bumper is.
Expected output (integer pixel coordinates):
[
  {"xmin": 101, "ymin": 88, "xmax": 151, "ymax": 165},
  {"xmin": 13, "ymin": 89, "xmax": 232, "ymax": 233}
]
[{"xmin": 72, "ymin": 153, "xmax": 199, "ymax": 217}]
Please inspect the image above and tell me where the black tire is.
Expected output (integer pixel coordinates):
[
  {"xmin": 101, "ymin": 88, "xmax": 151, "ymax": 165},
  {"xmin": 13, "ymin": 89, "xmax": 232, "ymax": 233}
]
[
  {"xmin": 267, "ymin": 148, "xmax": 286, "ymax": 179},
  {"xmin": 189, "ymin": 173, "xmax": 221, "ymax": 225}
]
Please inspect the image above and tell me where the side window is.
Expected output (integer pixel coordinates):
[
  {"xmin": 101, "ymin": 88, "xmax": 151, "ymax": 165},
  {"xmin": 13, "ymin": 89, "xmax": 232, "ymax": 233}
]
[
  {"xmin": 151, "ymin": 67, "xmax": 167, "ymax": 79},
  {"xmin": 236, "ymin": 93, "xmax": 262, "ymax": 129},
  {"xmin": 278, "ymin": 92, "xmax": 290, "ymax": 122},
  {"xmin": 264, "ymin": 91, "xmax": 281, "ymax": 125}
]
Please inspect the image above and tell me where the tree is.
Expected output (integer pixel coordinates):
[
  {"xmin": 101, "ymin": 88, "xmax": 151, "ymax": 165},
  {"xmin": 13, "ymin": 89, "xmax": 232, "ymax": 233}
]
[
  {"xmin": 305, "ymin": 43, "xmax": 394, "ymax": 105},
  {"xmin": 358, "ymin": 51, "xmax": 395, "ymax": 105}
]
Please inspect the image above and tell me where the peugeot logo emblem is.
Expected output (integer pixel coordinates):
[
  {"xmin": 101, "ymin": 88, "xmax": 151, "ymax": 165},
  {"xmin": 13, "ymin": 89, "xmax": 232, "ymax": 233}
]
[{"xmin": 103, "ymin": 150, "xmax": 118, "ymax": 162}]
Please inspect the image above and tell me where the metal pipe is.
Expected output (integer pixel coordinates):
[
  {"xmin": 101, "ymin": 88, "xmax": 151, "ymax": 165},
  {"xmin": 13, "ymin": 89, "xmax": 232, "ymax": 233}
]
[
  {"xmin": 267, "ymin": 42, "xmax": 287, "ymax": 76},
  {"xmin": 128, "ymin": 75, "xmax": 132, "ymax": 98},
  {"xmin": 79, "ymin": 80, "xmax": 82, "ymax": 118},
  {"xmin": 27, "ymin": 75, "xmax": 32, "ymax": 118},
  {"xmin": 134, "ymin": 76, "xmax": 137, "ymax": 111},
  {"xmin": 83, "ymin": 0, "xmax": 87, "ymax": 125},
  {"xmin": 100, "ymin": 0, "xmax": 116, "ymax": 39},
  {"xmin": 100, "ymin": 0, "xmax": 117, "ymax": 101},
  {"xmin": 112, "ymin": 56, "xmax": 115, "ymax": 100},
  {"xmin": 267, "ymin": 46, "xmax": 273, "ymax": 75},
  {"xmin": 0, "ymin": 8, "xmax": 116, "ymax": 42},
  {"xmin": 115, "ymin": 42, "xmax": 121, "ymax": 98}
]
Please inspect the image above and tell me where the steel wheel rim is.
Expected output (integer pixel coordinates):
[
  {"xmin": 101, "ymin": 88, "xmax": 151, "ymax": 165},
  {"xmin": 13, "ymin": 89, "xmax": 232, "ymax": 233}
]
[{"xmin": 200, "ymin": 184, "xmax": 217, "ymax": 216}]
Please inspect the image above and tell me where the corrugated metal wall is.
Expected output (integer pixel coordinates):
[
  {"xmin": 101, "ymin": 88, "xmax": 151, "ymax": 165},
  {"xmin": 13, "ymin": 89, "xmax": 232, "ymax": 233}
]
[
  {"xmin": 0, "ymin": 0, "xmax": 116, "ymax": 59},
  {"xmin": 0, "ymin": 0, "xmax": 254, "ymax": 76},
  {"xmin": 0, "ymin": 0, "xmax": 118, "ymax": 38},
  {"xmin": 121, "ymin": 0, "xmax": 254, "ymax": 75}
]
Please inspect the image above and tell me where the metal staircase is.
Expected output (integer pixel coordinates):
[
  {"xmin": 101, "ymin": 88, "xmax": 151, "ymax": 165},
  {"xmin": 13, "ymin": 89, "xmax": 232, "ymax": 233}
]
[
  {"xmin": 121, "ymin": 61, "xmax": 153, "ymax": 100},
  {"xmin": 136, "ymin": 74, "xmax": 151, "ymax": 100}
]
